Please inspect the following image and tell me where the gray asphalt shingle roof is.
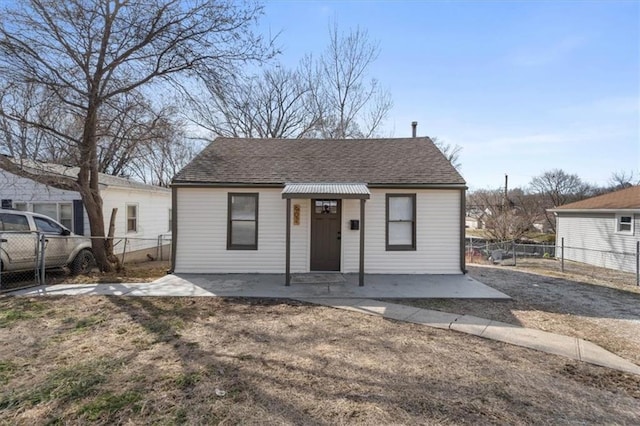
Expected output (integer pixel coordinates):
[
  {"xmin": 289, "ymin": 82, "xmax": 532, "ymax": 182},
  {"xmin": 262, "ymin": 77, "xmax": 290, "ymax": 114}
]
[{"xmin": 173, "ymin": 137, "xmax": 466, "ymax": 186}]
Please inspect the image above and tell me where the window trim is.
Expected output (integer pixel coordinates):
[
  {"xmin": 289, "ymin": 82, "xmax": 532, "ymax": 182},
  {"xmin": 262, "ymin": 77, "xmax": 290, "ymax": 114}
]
[
  {"xmin": 385, "ymin": 193, "xmax": 417, "ymax": 251},
  {"xmin": 126, "ymin": 203, "xmax": 138, "ymax": 234},
  {"xmin": 15, "ymin": 202, "xmax": 74, "ymax": 232},
  {"xmin": 615, "ymin": 214, "xmax": 633, "ymax": 235},
  {"xmin": 227, "ymin": 193, "xmax": 259, "ymax": 250}
]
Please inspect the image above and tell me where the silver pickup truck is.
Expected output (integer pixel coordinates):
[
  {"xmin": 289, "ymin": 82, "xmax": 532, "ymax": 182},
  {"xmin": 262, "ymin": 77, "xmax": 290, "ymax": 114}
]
[{"xmin": 0, "ymin": 209, "xmax": 94, "ymax": 275}]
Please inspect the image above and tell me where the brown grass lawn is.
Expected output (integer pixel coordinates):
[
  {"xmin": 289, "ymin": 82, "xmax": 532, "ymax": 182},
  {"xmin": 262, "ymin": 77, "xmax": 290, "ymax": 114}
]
[
  {"xmin": 396, "ymin": 262, "xmax": 640, "ymax": 367},
  {"xmin": 1, "ymin": 296, "xmax": 639, "ymax": 425}
]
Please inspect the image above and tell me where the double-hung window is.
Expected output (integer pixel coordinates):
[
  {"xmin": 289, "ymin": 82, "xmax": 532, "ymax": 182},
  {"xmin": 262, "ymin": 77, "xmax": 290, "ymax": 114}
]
[
  {"xmin": 386, "ymin": 194, "xmax": 416, "ymax": 250},
  {"xmin": 616, "ymin": 214, "xmax": 633, "ymax": 234},
  {"xmin": 228, "ymin": 193, "xmax": 258, "ymax": 250},
  {"xmin": 126, "ymin": 204, "xmax": 138, "ymax": 233}
]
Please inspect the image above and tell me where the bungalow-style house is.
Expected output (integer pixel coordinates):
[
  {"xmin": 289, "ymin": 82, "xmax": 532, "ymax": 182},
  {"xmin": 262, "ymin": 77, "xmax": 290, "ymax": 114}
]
[
  {"xmin": 170, "ymin": 137, "xmax": 467, "ymax": 285},
  {"xmin": 0, "ymin": 159, "xmax": 172, "ymax": 260},
  {"xmin": 550, "ymin": 185, "xmax": 639, "ymax": 273}
]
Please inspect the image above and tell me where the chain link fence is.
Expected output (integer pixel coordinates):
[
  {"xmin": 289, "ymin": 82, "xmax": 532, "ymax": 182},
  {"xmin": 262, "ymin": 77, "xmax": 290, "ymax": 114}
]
[
  {"xmin": 466, "ymin": 238, "xmax": 639, "ymax": 286},
  {"xmin": 0, "ymin": 233, "xmax": 171, "ymax": 292}
]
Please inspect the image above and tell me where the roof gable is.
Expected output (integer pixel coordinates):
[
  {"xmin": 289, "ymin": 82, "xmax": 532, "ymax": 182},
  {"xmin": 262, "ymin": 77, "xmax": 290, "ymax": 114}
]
[
  {"xmin": 555, "ymin": 186, "xmax": 640, "ymax": 210},
  {"xmin": 173, "ymin": 137, "xmax": 466, "ymax": 186}
]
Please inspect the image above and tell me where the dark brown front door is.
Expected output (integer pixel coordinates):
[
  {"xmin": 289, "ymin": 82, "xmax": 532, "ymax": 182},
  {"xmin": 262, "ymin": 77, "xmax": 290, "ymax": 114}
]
[{"xmin": 310, "ymin": 199, "xmax": 341, "ymax": 271}]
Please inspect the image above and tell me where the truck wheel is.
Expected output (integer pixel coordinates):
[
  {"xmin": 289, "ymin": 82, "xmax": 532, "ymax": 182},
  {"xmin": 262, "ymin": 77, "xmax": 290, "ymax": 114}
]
[{"xmin": 70, "ymin": 249, "xmax": 95, "ymax": 275}]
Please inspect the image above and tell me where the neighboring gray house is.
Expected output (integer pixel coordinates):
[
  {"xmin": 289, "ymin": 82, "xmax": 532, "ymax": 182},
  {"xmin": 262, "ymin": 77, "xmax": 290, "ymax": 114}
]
[
  {"xmin": 170, "ymin": 137, "xmax": 467, "ymax": 285},
  {"xmin": 551, "ymin": 186, "xmax": 639, "ymax": 273}
]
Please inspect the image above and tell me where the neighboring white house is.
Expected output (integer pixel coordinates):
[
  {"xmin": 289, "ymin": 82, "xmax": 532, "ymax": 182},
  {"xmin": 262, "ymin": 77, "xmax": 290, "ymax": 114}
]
[
  {"xmin": 170, "ymin": 137, "xmax": 467, "ymax": 284},
  {"xmin": 551, "ymin": 186, "xmax": 639, "ymax": 273},
  {"xmin": 0, "ymin": 159, "xmax": 171, "ymax": 260}
]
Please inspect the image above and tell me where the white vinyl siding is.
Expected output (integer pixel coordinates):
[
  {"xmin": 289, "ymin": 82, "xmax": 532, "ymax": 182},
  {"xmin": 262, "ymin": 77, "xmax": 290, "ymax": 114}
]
[
  {"xmin": 176, "ymin": 187, "xmax": 462, "ymax": 274},
  {"xmin": 101, "ymin": 186, "xmax": 171, "ymax": 253},
  {"xmin": 175, "ymin": 188, "xmax": 286, "ymax": 273},
  {"xmin": 342, "ymin": 189, "xmax": 461, "ymax": 274},
  {"xmin": 556, "ymin": 212, "xmax": 638, "ymax": 273}
]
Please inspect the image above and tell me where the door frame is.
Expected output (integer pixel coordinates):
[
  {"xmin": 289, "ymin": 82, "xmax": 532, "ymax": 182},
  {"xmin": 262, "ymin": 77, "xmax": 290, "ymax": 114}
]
[{"xmin": 309, "ymin": 199, "xmax": 342, "ymax": 271}]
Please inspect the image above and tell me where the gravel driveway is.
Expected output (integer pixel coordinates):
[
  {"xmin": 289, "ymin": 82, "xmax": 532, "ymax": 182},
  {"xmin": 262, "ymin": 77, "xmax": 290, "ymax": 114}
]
[{"xmin": 397, "ymin": 262, "xmax": 640, "ymax": 366}]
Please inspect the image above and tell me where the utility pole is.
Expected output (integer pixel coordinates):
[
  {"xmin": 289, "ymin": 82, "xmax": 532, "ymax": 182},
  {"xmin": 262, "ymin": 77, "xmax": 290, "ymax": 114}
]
[{"xmin": 503, "ymin": 174, "xmax": 508, "ymax": 209}]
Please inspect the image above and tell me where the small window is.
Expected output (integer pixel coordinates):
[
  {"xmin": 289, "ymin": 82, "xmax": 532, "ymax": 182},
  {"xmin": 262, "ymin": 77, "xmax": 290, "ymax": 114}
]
[
  {"xmin": 228, "ymin": 193, "xmax": 258, "ymax": 250},
  {"xmin": 314, "ymin": 200, "xmax": 338, "ymax": 215},
  {"xmin": 33, "ymin": 203, "xmax": 57, "ymax": 221},
  {"xmin": 59, "ymin": 203, "xmax": 73, "ymax": 231},
  {"xmin": 126, "ymin": 204, "xmax": 138, "ymax": 233},
  {"xmin": 616, "ymin": 215, "xmax": 633, "ymax": 234},
  {"xmin": 34, "ymin": 217, "xmax": 64, "ymax": 234},
  {"xmin": 0, "ymin": 213, "xmax": 30, "ymax": 231},
  {"xmin": 386, "ymin": 194, "xmax": 416, "ymax": 251}
]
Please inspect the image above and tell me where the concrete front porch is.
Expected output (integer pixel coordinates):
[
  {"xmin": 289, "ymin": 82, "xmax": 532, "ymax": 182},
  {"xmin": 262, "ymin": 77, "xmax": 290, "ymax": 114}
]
[{"xmin": 140, "ymin": 273, "xmax": 510, "ymax": 299}]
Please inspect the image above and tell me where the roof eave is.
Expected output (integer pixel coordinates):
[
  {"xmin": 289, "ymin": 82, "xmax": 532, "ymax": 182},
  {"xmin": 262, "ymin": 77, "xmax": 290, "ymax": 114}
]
[
  {"xmin": 549, "ymin": 208, "xmax": 640, "ymax": 213},
  {"xmin": 171, "ymin": 181, "xmax": 468, "ymax": 190}
]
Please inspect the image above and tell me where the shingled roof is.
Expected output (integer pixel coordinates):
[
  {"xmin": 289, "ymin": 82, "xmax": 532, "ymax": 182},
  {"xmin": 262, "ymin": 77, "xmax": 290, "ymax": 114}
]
[
  {"xmin": 173, "ymin": 137, "xmax": 466, "ymax": 186},
  {"xmin": 554, "ymin": 186, "xmax": 640, "ymax": 210}
]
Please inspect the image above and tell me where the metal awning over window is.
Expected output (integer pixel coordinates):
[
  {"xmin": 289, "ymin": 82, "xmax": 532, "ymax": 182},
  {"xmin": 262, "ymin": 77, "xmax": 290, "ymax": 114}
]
[{"xmin": 281, "ymin": 183, "xmax": 370, "ymax": 199}]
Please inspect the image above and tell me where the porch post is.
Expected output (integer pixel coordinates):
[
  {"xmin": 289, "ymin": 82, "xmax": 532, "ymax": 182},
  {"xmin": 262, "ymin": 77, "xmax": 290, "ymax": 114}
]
[
  {"xmin": 285, "ymin": 198, "xmax": 291, "ymax": 286},
  {"xmin": 359, "ymin": 198, "xmax": 365, "ymax": 286}
]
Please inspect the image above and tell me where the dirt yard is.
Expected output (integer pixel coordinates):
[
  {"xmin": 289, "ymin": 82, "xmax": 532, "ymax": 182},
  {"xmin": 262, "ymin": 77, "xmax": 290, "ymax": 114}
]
[
  {"xmin": 398, "ymin": 261, "xmax": 640, "ymax": 367},
  {"xmin": 1, "ymin": 296, "xmax": 639, "ymax": 424},
  {"xmin": 0, "ymin": 261, "xmax": 170, "ymax": 292}
]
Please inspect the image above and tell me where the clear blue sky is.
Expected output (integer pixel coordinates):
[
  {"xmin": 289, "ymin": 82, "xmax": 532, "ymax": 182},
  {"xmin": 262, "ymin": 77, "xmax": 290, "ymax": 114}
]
[{"xmin": 259, "ymin": 0, "xmax": 639, "ymax": 190}]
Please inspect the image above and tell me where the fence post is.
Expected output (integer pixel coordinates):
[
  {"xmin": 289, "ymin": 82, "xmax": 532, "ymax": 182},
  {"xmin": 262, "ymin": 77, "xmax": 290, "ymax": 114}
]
[
  {"xmin": 0, "ymin": 234, "xmax": 3, "ymax": 291},
  {"xmin": 512, "ymin": 240, "xmax": 517, "ymax": 267},
  {"xmin": 38, "ymin": 233, "xmax": 46, "ymax": 285},
  {"xmin": 561, "ymin": 237, "xmax": 565, "ymax": 273},
  {"xmin": 121, "ymin": 237, "xmax": 128, "ymax": 266},
  {"xmin": 636, "ymin": 240, "xmax": 639, "ymax": 287}
]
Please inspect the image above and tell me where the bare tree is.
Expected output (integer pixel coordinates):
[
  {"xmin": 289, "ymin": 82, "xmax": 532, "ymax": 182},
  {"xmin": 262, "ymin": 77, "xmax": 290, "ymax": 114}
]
[
  {"xmin": 609, "ymin": 170, "xmax": 639, "ymax": 190},
  {"xmin": 0, "ymin": 0, "xmax": 273, "ymax": 270},
  {"xmin": 304, "ymin": 23, "xmax": 392, "ymax": 139},
  {"xmin": 529, "ymin": 169, "xmax": 591, "ymax": 232},
  {"xmin": 468, "ymin": 188, "xmax": 535, "ymax": 240},
  {"xmin": 192, "ymin": 66, "xmax": 317, "ymax": 138},
  {"xmin": 431, "ymin": 137, "xmax": 462, "ymax": 171}
]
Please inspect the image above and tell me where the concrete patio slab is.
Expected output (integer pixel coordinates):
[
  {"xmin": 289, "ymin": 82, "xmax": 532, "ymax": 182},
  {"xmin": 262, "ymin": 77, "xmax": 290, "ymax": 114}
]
[
  {"xmin": 152, "ymin": 273, "xmax": 511, "ymax": 299},
  {"xmin": 6, "ymin": 273, "xmax": 510, "ymax": 299}
]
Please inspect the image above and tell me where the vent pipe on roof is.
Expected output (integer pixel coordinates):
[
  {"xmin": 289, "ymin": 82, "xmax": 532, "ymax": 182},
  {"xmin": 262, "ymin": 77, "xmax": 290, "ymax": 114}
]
[{"xmin": 411, "ymin": 121, "xmax": 418, "ymax": 138}]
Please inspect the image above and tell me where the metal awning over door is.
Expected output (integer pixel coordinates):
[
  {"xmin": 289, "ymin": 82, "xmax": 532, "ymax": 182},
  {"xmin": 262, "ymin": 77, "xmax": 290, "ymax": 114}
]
[
  {"xmin": 283, "ymin": 183, "xmax": 367, "ymax": 287},
  {"xmin": 281, "ymin": 183, "xmax": 370, "ymax": 199}
]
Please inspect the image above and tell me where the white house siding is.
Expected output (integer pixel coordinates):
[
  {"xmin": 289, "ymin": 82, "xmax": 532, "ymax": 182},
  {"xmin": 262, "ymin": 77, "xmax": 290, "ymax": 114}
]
[
  {"xmin": 0, "ymin": 169, "xmax": 88, "ymax": 233},
  {"xmin": 175, "ymin": 188, "xmax": 287, "ymax": 273},
  {"xmin": 351, "ymin": 189, "xmax": 461, "ymax": 274},
  {"xmin": 175, "ymin": 187, "xmax": 462, "ymax": 274},
  {"xmin": 101, "ymin": 186, "xmax": 171, "ymax": 258},
  {"xmin": 556, "ymin": 213, "xmax": 639, "ymax": 273}
]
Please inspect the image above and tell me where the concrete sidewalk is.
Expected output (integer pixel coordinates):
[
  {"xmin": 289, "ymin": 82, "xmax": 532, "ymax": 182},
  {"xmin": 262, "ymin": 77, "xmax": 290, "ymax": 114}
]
[{"xmin": 5, "ymin": 275, "xmax": 640, "ymax": 376}]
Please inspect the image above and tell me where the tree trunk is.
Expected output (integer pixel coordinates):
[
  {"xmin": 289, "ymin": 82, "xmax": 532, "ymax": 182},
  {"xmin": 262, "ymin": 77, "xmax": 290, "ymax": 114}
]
[{"xmin": 78, "ymin": 97, "xmax": 113, "ymax": 272}]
